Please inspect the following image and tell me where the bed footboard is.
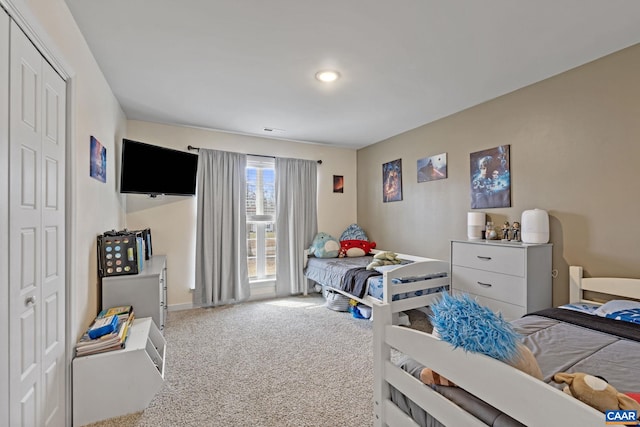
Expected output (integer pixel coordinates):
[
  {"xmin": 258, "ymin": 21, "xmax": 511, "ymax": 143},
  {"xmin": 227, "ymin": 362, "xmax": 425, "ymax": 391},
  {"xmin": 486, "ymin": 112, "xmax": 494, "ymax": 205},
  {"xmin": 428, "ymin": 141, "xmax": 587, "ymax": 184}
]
[{"xmin": 372, "ymin": 302, "xmax": 604, "ymax": 427}]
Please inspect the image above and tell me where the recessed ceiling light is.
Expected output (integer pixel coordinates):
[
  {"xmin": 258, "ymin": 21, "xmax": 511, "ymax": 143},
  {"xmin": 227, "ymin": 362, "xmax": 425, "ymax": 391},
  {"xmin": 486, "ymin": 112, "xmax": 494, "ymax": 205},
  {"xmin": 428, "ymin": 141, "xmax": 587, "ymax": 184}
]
[{"xmin": 315, "ymin": 70, "xmax": 340, "ymax": 83}]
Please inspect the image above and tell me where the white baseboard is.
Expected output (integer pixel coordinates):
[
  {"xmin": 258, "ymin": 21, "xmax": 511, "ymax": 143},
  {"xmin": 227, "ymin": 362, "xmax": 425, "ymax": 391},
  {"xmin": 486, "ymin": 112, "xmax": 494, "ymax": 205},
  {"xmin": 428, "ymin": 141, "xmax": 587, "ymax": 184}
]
[
  {"xmin": 168, "ymin": 302, "xmax": 193, "ymax": 312},
  {"xmin": 168, "ymin": 281, "xmax": 277, "ymax": 311}
]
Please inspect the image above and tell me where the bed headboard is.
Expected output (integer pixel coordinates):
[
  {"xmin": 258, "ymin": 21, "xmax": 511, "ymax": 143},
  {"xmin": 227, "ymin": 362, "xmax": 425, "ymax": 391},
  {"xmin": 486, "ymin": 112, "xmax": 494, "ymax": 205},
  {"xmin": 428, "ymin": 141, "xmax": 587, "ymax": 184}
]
[{"xmin": 569, "ymin": 265, "xmax": 640, "ymax": 304}]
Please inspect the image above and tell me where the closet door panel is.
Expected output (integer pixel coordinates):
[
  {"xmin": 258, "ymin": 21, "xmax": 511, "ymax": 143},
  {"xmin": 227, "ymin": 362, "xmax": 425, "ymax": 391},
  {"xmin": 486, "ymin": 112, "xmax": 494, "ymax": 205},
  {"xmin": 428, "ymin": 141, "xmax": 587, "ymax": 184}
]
[
  {"xmin": 10, "ymin": 22, "xmax": 42, "ymax": 427},
  {"xmin": 40, "ymin": 54, "xmax": 65, "ymax": 427},
  {"xmin": 10, "ymin": 20, "xmax": 65, "ymax": 427}
]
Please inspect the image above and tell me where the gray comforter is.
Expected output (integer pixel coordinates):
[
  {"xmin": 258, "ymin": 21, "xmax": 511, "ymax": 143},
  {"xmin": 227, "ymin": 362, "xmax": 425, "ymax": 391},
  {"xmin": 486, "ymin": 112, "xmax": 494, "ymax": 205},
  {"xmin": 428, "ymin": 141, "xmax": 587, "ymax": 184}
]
[
  {"xmin": 392, "ymin": 308, "xmax": 640, "ymax": 426},
  {"xmin": 304, "ymin": 256, "xmax": 375, "ymax": 289}
]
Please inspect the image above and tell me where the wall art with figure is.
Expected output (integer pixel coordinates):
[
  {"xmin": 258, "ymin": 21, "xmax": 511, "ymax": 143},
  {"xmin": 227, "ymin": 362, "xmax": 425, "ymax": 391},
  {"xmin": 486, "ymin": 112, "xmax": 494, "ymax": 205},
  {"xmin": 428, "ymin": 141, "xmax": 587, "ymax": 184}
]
[
  {"xmin": 417, "ymin": 153, "xmax": 447, "ymax": 182},
  {"xmin": 382, "ymin": 159, "xmax": 403, "ymax": 202},
  {"xmin": 90, "ymin": 136, "xmax": 107, "ymax": 183},
  {"xmin": 469, "ymin": 145, "xmax": 510, "ymax": 209}
]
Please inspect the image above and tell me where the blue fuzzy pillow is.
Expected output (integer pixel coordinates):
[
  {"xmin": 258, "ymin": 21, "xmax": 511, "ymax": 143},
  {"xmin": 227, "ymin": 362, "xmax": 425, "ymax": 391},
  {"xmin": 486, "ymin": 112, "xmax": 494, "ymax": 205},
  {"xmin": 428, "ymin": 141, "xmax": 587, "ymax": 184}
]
[{"xmin": 429, "ymin": 292, "xmax": 520, "ymax": 362}]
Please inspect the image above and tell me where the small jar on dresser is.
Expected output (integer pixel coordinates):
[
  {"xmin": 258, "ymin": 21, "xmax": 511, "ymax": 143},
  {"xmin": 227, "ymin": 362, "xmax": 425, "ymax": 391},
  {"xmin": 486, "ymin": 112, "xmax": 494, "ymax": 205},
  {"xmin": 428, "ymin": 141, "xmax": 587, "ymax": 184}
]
[{"xmin": 450, "ymin": 240, "xmax": 552, "ymax": 321}]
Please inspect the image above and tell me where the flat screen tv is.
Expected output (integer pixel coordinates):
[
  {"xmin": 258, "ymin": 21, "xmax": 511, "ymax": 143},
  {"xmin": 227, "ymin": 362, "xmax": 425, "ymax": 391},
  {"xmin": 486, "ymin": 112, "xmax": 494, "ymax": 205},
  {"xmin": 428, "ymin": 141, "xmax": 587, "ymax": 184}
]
[{"xmin": 120, "ymin": 138, "xmax": 198, "ymax": 196}]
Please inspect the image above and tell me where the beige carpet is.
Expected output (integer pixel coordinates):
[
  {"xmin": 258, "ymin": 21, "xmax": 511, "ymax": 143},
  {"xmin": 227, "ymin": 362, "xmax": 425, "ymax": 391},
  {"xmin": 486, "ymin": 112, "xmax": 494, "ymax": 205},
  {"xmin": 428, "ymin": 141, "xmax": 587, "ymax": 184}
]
[{"xmin": 83, "ymin": 294, "xmax": 431, "ymax": 427}]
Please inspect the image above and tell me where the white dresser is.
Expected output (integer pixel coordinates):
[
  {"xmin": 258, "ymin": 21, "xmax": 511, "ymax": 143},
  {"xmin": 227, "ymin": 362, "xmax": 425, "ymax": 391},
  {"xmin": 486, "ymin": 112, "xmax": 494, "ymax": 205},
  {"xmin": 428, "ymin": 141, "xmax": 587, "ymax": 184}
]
[
  {"xmin": 450, "ymin": 240, "xmax": 552, "ymax": 321},
  {"xmin": 102, "ymin": 255, "xmax": 167, "ymax": 332}
]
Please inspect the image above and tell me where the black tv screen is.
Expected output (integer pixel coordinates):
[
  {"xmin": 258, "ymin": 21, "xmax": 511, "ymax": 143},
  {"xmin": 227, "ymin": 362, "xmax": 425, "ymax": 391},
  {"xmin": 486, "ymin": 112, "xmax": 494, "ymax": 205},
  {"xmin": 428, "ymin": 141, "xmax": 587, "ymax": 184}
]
[{"xmin": 120, "ymin": 138, "xmax": 198, "ymax": 196}]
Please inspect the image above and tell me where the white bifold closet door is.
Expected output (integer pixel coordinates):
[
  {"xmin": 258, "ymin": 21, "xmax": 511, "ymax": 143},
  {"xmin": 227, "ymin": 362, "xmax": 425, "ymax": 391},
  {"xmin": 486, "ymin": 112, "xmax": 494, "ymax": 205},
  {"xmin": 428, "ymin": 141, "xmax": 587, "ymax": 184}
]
[{"xmin": 8, "ymin": 18, "xmax": 66, "ymax": 427}]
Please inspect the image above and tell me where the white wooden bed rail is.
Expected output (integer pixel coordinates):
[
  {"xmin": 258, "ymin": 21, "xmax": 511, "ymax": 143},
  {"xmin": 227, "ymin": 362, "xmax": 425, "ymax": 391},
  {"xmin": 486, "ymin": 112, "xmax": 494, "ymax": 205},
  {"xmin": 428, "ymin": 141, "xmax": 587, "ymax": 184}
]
[
  {"xmin": 570, "ymin": 265, "xmax": 640, "ymax": 304},
  {"xmin": 305, "ymin": 249, "xmax": 449, "ymax": 315},
  {"xmin": 372, "ymin": 264, "xmax": 640, "ymax": 427}
]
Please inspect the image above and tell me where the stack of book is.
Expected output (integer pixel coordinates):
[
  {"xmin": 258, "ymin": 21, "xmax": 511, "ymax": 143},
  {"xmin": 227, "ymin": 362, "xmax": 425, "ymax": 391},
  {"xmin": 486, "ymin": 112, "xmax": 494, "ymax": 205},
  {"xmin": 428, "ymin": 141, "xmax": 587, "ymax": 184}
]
[{"xmin": 75, "ymin": 305, "xmax": 135, "ymax": 357}]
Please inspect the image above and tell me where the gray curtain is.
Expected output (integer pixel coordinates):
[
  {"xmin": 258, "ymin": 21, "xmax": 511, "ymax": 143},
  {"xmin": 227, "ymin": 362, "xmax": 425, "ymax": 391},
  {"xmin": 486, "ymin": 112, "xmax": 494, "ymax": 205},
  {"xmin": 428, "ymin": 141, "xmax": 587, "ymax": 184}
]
[
  {"xmin": 194, "ymin": 149, "xmax": 249, "ymax": 306},
  {"xmin": 275, "ymin": 158, "xmax": 318, "ymax": 296}
]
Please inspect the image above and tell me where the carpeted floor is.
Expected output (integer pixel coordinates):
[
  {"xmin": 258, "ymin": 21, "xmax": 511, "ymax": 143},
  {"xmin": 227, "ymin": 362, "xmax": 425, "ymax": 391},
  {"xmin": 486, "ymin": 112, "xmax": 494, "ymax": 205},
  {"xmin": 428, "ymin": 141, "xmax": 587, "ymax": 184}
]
[{"xmin": 83, "ymin": 294, "xmax": 432, "ymax": 427}]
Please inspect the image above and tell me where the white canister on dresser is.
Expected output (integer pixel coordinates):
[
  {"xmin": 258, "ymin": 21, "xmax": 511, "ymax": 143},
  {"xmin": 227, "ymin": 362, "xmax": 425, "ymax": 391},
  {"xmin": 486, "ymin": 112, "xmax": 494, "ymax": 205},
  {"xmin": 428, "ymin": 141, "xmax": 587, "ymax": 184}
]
[
  {"xmin": 467, "ymin": 212, "xmax": 486, "ymax": 240},
  {"xmin": 521, "ymin": 209, "xmax": 549, "ymax": 244}
]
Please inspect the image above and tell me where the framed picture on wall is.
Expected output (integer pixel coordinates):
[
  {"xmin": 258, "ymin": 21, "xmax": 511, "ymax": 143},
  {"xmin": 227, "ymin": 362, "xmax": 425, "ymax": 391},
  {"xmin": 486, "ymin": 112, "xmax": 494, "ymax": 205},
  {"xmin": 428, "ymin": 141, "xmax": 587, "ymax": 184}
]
[
  {"xmin": 382, "ymin": 159, "xmax": 403, "ymax": 202},
  {"xmin": 469, "ymin": 145, "xmax": 511, "ymax": 209},
  {"xmin": 90, "ymin": 136, "xmax": 107, "ymax": 183},
  {"xmin": 333, "ymin": 175, "xmax": 344, "ymax": 193},
  {"xmin": 417, "ymin": 153, "xmax": 447, "ymax": 182}
]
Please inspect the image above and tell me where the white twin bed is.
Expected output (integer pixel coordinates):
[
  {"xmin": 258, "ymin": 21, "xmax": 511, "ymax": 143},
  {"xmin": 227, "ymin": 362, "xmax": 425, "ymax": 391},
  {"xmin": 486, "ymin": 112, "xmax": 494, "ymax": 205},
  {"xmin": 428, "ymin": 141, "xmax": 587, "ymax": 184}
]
[
  {"xmin": 373, "ymin": 266, "xmax": 640, "ymax": 427},
  {"xmin": 304, "ymin": 249, "xmax": 450, "ymax": 315}
]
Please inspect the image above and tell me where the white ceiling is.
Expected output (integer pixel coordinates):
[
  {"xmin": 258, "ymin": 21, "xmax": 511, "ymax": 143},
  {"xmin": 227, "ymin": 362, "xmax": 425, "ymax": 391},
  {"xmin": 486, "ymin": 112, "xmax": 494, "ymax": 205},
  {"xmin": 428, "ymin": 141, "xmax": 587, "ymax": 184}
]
[{"xmin": 63, "ymin": 0, "xmax": 640, "ymax": 149}]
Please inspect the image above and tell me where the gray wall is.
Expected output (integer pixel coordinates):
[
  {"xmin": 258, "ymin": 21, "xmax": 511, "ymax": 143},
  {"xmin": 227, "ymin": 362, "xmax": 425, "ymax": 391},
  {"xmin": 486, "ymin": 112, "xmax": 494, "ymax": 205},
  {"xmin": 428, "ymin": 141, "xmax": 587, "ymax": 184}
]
[{"xmin": 357, "ymin": 43, "xmax": 640, "ymax": 305}]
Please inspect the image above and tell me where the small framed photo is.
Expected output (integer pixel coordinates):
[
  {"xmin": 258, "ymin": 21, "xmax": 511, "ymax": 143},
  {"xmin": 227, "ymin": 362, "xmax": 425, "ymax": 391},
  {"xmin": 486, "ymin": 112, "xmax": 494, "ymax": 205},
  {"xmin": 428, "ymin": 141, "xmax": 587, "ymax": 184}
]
[
  {"xmin": 382, "ymin": 159, "xmax": 402, "ymax": 202},
  {"xmin": 90, "ymin": 136, "xmax": 107, "ymax": 183},
  {"xmin": 417, "ymin": 153, "xmax": 447, "ymax": 182},
  {"xmin": 333, "ymin": 175, "xmax": 344, "ymax": 193}
]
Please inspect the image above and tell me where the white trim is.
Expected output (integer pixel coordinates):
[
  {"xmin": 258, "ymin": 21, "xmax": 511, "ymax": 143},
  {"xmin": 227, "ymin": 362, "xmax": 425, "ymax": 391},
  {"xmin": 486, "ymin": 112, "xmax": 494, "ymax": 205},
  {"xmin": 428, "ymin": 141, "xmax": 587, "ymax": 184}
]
[
  {"xmin": 0, "ymin": 9, "xmax": 10, "ymax": 427},
  {"xmin": 64, "ymin": 76, "xmax": 77, "ymax": 427},
  {"xmin": 167, "ymin": 303, "xmax": 194, "ymax": 312},
  {"xmin": 0, "ymin": 0, "xmax": 72, "ymax": 80}
]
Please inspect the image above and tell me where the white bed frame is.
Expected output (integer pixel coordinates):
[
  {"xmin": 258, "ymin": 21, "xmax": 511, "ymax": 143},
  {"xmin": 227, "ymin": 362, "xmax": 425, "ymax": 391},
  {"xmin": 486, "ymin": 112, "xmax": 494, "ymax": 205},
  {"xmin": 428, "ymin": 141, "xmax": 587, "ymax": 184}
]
[
  {"xmin": 304, "ymin": 249, "xmax": 450, "ymax": 314},
  {"xmin": 373, "ymin": 265, "xmax": 640, "ymax": 427}
]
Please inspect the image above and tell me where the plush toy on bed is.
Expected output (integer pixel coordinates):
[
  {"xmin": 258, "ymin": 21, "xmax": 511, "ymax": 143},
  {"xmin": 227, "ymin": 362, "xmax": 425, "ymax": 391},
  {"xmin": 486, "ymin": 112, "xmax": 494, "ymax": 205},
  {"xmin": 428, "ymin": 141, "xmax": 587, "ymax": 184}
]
[
  {"xmin": 308, "ymin": 232, "xmax": 340, "ymax": 258},
  {"xmin": 339, "ymin": 239, "xmax": 376, "ymax": 257},
  {"xmin": 419, "ymin": 292, "xmax": 542, "ymax": 387},
  {"xmin": 365, "ymin": 251, "xmax": 402, "ymax": 270},
  {"xmin": 553, "ymin": 372, "xmax": 640, "ymax": 413},
  {"xmin": 338, "ymin": 224, "xmax": 377, "ymax": 257}
]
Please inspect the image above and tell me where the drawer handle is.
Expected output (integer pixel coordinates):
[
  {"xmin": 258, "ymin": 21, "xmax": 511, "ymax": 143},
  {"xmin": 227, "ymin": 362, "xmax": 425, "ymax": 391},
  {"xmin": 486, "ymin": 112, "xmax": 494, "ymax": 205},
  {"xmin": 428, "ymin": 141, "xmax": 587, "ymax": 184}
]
[
  {"xmin": 477, "ymin": 281, "xmax": 492, "ymax": 287},
  {"xmin": 477, "ymin": 256, "xmax": 492, "ymax": 261}
]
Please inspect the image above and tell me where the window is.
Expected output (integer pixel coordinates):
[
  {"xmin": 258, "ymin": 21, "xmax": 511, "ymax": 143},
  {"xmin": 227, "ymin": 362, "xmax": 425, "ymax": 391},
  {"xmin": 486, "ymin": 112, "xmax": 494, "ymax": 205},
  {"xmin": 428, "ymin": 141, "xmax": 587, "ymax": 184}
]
[{"xmin": 246, "ymin": 157, "xmax": 276, "ymax": 281}]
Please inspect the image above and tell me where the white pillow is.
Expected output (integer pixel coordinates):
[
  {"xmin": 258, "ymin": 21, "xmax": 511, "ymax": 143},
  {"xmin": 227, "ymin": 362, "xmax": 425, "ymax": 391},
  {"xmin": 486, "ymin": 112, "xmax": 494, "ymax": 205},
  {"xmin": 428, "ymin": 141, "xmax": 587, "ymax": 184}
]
[{"xmin": 594, "ymin": 300, "xmax": 640, "ymax": 317}]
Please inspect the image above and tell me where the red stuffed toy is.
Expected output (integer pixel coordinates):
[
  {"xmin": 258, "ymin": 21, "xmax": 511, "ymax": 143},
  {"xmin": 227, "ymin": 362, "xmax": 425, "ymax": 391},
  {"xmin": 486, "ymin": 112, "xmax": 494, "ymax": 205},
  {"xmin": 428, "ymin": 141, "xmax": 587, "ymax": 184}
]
[{"xmin": 339, "ymin": 240, "xmax": 376, "ymax": 257}]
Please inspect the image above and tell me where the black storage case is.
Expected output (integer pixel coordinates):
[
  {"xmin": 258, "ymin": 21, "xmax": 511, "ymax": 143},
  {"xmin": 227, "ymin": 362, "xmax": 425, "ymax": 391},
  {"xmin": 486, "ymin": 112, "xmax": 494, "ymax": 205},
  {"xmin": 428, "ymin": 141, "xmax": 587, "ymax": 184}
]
[{"xmin": 97, "ymin": 229, "xmax": 144, "ymax": 277}]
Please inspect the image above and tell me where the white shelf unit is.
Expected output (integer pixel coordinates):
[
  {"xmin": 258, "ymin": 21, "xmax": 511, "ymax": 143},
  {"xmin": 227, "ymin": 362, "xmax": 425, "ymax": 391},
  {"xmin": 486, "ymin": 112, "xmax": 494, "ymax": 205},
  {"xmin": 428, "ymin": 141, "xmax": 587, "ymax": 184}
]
[
  {"xmin": 450, "ymin": 240, "xmax": 552, "ymax": 321},
  {"xmin": 72, "ymin": 317, "xmax": 166, "ymax": 426},
  {"xmin": 102, "ymin": 255, "xmax": 167, "ymax": 332}
]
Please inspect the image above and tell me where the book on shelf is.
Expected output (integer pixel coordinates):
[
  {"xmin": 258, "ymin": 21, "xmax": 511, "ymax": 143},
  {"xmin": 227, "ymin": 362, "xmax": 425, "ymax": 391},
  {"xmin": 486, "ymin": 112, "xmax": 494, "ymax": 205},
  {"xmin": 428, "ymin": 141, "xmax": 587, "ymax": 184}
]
[
  {"xmin": 75, "ymin": 306, "xmax": 135, "ymax": 357},
  {"xmin": 87, "ymin": 314, "xmax": 118, "ymax": 339},
  {"xmin": 97, "ymin": 305, "xmax": 133, "ymax": 320}
]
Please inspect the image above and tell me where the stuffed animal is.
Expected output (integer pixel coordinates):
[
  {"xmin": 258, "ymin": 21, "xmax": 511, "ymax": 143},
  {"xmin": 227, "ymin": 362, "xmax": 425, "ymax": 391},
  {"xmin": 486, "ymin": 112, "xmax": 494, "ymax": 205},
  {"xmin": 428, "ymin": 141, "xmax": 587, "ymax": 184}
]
[
  {"xmin": 366, "ymin": 251, "xmax": 402, "ymax": 270},
  {"xmin": 308, "ymin": 232, "xmax": 340, "ymax": 258},
  {"xmin": 339, "ymin": 224, "xmax": 370, "ymax": 242},
  {"xmin": 419, "ymin": 292, "xmax": 543, "ymax": 387},
  {"xmin": 338, "ymin": 239, "xmax": 376, "ymax": 257},
  {"xmin": 553, "ymin": 372, "xmax": 640, "ymax": 413}
]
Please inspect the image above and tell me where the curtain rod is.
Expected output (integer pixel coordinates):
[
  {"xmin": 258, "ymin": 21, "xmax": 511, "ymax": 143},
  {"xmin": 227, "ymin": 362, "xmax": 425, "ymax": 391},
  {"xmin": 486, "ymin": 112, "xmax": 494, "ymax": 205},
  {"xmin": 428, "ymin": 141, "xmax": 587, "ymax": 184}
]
[{"xmin": 187, "ymin": 145, "xmax": 322, "ymax": 164}]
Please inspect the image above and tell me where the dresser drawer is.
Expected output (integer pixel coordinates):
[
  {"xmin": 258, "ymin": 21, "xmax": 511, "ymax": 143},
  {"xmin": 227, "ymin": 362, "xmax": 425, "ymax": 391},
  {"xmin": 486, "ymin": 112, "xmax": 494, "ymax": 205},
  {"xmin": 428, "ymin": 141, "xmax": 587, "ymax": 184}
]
[
  {"xmin": 452, "ymin": 265, "xmax": 526, "ymax": 306},
  {"xmin": 451, "ymin": 242, "xmax": 524, "ymax": 277},
  {"xmin": 452, "ymin": 291, "xmax": 526, "ymax": 322}
]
